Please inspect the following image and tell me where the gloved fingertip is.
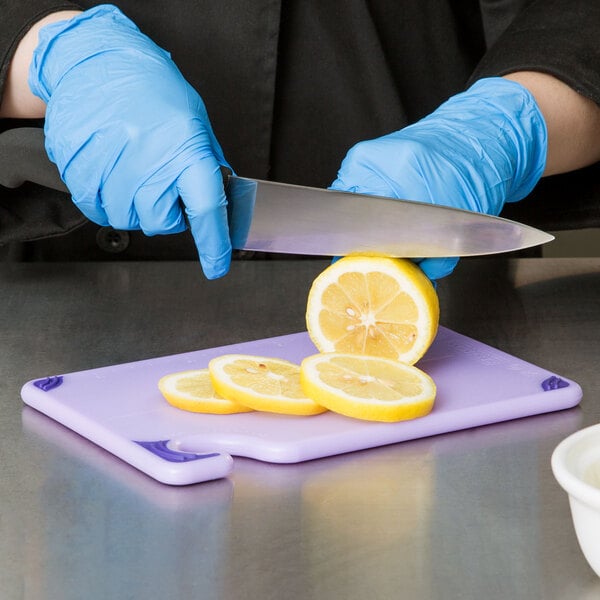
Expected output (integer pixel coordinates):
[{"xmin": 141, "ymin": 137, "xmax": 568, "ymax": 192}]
[
  {"xmin": 199, "ymin": 251, "xmax": 232, "ymax": 280},
  {"xmin": 75, "ymin": 204, "xmax": 110, "ymax": 227},
  {"xmin": 418, "ymin": 257, "xmax": 460, "ymax": 281},
  {"xmin": 201, "ymin": 261, "xmax": 230, "ymax": 280},
  {"xmin": 328, "ymin": 176, "xmax": 357, "ymax": 193},
  {"xmin": 141, "ymin": 216, "xmax": 188, "ymax": 237},
  {"xmin": 69, "ymin": 190, "xmax": 101, "ymax": 222}
]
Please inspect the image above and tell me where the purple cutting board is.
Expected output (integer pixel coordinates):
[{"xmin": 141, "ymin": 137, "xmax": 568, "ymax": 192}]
[{"xmin": 21, "ymin": 327, "xmax": 582, "ymax": 486}]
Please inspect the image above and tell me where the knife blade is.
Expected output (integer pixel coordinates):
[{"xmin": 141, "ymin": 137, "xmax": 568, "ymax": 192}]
[
  {"xmin": 1, "ymin": 127, "xmax": 554, "ymax": 257},
  {"xmin": 226, "ymin": 175, "xmax": 554, "ymax": 257}
]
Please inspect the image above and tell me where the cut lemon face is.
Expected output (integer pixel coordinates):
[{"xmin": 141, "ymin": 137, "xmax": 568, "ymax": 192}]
[
  {"xmin": 306, "ymin": 256, "xmax": 439, "ymax": 365},
  {"xmin": 300, "ymin": 353, "xmax": 436, "ymax": 422},
  {"xmin": 158, "ymin": 369, "xmax": 253, "ymax": 414},
  {"xmin": 208, "ymin": 354, "xmax": 327, "ymax": 416}
]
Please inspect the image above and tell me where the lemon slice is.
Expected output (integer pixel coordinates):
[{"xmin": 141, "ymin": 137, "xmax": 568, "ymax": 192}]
[
  {"xmin": 158, "ymin": 368, "xmax": 253, "ymax": 414},
  {"xmin": 306, "ymin": 256, "xmax": 439, "ymax": 365},
  {"xmin": 208, "ymin": 354, "xmax": 327, "ymax": 416},
  {"xmin": 300, "ymin": 352, "xmax": 436, "ymax": 422}
]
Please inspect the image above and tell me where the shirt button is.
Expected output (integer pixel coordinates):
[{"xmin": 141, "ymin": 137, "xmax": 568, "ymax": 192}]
[{"xmin": 95, "ymin": 227, "xmax": 130, "ymax": 253}]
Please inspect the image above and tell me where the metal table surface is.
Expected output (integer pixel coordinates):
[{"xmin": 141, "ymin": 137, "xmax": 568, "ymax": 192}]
[{"xmin": 1, "ymin": 257, "xmax": 599, "ymax": 600}]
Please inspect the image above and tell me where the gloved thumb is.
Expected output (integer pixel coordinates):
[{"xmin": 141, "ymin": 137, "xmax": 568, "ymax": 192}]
[{"xmin": 414, "ymin": 257, "xmax": 460, "ymax": 281}]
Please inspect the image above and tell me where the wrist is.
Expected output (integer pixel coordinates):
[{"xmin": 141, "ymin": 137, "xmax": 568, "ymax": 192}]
[
  {"xmin": 436, "ymin": 77, "xmax": 548, "ymax": 204},
  {"xmin": 504, "ymin": 71, "xmax": 600, "ymax": 175},
  {"xmin": 0, "ymin": 10, "xmax": 82, "ymax": 118}
]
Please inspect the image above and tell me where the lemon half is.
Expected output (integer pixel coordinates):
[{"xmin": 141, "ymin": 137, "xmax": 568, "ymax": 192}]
[{"xmin": 306, "ymin": 256, "xmax": 439, "ymax": 365}]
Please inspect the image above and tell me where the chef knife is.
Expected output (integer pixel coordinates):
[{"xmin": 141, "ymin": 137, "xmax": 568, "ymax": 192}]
[{"xmin": 0, "ymin": 127, "xmax": 554, "ymax": 257}]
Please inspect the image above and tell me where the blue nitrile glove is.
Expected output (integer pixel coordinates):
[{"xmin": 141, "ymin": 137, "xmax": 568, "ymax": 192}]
[
  {"xmin": 28, "ymin": 5, "xmax": 231, "ymax": 279},
  {"xmin": 330, "ymin": 77, "xmax": 548, "ymax": 281}
]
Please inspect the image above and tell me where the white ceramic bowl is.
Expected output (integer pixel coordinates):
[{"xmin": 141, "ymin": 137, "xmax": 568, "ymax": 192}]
[{"xmin": 552, "ymin": 423, "xmax": 600, "ymax": 577}]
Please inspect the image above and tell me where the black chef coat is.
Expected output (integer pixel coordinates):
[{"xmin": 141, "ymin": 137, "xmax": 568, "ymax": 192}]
[{"xmin": 1, "ymin": 0, "xmax": 599, "ymax": 260}]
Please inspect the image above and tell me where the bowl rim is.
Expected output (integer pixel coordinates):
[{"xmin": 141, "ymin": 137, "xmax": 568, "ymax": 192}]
[{"xmin": 551, "ymin": 422, "xmax": 600, "ymax": 509}]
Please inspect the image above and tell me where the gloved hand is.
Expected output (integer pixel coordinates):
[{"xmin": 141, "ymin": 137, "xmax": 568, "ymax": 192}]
[
  {"xmin": 28, "ymin": 4, "xmax": 231, "ymax": 279},
  {"xmin": 330, "ymin": 77, "xmax": 548, "ymax": 281}
]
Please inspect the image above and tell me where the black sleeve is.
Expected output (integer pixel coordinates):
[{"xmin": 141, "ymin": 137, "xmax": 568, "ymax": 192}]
[
  {"xmin": 0, "ymin": 2, "xmax": 87, "ymax": 246},
  {"xmin": 1, "ymin": 1, "xmax": 82, "ymax": 97},
  {"xmin": 471, "ymin": 0, "xmax": 600, "ymax": 106}
]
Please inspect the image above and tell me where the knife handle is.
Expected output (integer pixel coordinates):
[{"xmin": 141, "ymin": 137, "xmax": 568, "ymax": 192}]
[
  {"xmin": 0, "ymin": 127, "xmax": 68, "ymax": 192},
  {"xmin": 0, "ymin": 127, "xmax": 234, "ymax": 193}
]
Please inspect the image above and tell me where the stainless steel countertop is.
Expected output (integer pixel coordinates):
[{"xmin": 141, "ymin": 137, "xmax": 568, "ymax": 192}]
[{"xmin": 2, "ymin": 257, "xmax": 599, "ymax": 600}]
